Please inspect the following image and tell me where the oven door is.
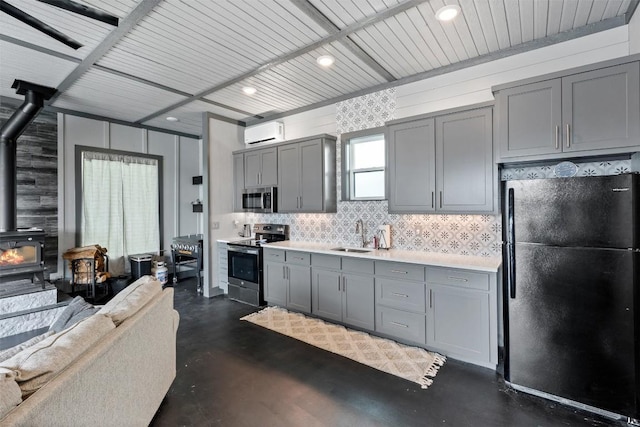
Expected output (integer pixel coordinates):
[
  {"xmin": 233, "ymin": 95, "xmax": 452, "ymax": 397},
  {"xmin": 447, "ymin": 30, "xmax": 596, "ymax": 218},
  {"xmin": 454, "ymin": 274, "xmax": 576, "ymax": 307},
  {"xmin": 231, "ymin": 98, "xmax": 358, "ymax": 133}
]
[{"xmin": 227, "ymin": 245, "xmax": 261, "ymax": 291}]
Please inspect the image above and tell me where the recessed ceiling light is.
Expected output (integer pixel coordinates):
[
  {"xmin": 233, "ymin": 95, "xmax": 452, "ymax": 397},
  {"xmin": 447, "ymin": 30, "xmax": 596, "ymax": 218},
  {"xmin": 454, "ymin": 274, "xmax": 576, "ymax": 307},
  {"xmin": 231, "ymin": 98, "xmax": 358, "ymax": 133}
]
[
  {"xmin": 316, "ymin": 55, "xmax": 335, "ymax": 67},
  {"xmin": 166, "ymin": 116, "xmax": 179, "ymax": 122},
  {"xmin": 242, "ymin": 86, "xmax": 257, "ymax": 95},
  {"xmin": 435, "ymin": 4, "xmax": 461, "ymax": 21}
]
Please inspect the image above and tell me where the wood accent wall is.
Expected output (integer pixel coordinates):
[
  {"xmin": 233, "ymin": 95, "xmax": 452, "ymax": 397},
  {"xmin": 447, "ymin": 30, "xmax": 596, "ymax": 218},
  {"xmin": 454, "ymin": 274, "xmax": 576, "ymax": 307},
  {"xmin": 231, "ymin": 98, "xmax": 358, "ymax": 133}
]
[{"xmin": 0, "ymin": 104, "xmax": 58, "ymax": 274}]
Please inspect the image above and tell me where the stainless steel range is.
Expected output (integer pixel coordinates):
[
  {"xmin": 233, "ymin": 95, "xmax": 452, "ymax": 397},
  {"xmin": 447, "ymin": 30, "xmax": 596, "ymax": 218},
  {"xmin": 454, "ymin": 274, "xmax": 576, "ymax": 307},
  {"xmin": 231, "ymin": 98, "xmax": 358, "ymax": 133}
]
[{"xmin": 227, "ymin": 224, "xmax": 289, "ymax": 306}]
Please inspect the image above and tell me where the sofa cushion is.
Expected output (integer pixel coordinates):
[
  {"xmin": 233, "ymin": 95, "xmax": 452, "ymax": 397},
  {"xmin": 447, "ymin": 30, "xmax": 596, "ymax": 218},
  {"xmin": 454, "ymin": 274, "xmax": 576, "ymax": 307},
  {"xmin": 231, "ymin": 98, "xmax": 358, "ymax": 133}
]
[
  {"xmin": 0, "ymin": 330, "xmax": 55, "ymax": 363},
  {"xmin": 0, "ymin": 367, "xmax": 21, "ymax": 419},
  {"xmin": 49, "ymin": 296, "xmax": 99, "ymax": 333},
  {"xmin": 0, "ymin": 314, "xmax": 115, "ymax": 397},
  {"xmin": 97, "ymin": 275, "xmax": 162, "ymax": 326}
]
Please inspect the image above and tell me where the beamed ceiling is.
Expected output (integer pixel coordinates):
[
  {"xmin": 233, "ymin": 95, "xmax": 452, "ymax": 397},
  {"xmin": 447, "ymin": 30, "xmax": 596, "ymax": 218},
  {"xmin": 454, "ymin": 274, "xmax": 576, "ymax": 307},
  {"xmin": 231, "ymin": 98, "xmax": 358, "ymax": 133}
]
[{"xmin": 1, "ymin": 0, "xmax": 638, "ymax": 138}]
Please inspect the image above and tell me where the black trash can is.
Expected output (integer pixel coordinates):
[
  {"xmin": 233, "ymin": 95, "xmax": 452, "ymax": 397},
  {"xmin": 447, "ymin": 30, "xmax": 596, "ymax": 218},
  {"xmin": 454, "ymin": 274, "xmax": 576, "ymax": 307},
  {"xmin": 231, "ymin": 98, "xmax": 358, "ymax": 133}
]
[{"xmin": 129, "ymin": 254, "xmax": 152, "ymax": 280}]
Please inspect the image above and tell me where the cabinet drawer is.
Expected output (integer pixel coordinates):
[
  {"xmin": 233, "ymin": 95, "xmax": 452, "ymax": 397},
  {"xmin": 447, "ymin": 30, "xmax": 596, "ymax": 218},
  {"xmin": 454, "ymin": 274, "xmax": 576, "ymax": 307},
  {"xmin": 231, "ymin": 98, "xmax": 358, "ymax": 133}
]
[
  {"xmin": 376, "ymin": 278, "xmax": 426, "ymax": 313},
  {"xmin": 341, "ymin": 257, "xmax": 374, "ymax": 274},
  {"xmin": 286, "ymin": 251, "xmax": 310, "ymax": 266},
  {"xmin": 376, "ymin": 306, "xmax": 426, "ymax": 345},
  {"xmin": 312, "ymin": 253, "xmax": 340, "ymax": 269},
  {"xmin": 375, "ymin": 261, "xmax": 425, "ymax": 281},
  {"xmin": 426, "ymin": 267, "xmax": 489, "ymax": 291},
  {"xmin": 263, "ymin": 248, "xmax": 285, "ymax": 262}
]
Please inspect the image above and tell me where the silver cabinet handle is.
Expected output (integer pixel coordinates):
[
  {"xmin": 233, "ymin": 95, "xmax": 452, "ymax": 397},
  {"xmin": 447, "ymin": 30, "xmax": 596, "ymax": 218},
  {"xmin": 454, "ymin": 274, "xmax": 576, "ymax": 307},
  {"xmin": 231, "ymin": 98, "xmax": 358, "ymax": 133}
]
[
  {"xmin": 565, "ymin": 124, "xmax": 571, "ymax": 148},
  {"xmin": 390, "ymin": 321, "xmax": 409, "ymax": 328},
  {"xmin": 447, "ymin": 276, "xmax": 469, "ymax": 282},
  {"xmin": 439, "ymin": 191, "xmax": 443, "ymax": 208},
  {"xmin": 299, "ymin": 196, "xmax": 302, "ymax": 209},
  {"xmin": 391, "ymin": 292, "xmax": 409, "ymax": 298},
  {"xmin": 429, "ymin": 289, "xmax": 433, "ymax": 308},
  {"xmin": 431, "ymin": 192, "xmax": 434, "ymax": 208},
  {"xmin": 390, "ymin": 269, "xmax": 408, "ymax": 274},
  {"xmin": 343, "ymin": 276, "xmax": 346, "ymax": 292},
  {"xmin": 555, "ymin": 125, "xmax": 559, "ymax": 149},
  {"xmin": 283, "ymin": 265, "xmax": 286, "ymax": 279},
  {"xmin": 338, "ymin": 276, "xmax": 340, "ymax": 291},
  {"xmin": 286, "ymin": 266, "xmax": 289, "ymax": 280}
]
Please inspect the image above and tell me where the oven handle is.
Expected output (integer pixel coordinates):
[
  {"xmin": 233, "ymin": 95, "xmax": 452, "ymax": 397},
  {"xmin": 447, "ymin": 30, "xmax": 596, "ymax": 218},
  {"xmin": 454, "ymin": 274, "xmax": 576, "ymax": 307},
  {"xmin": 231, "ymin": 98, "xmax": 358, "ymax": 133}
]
[{"xmin": 227, "ymin": 245, "xmax": 261, "ymax": 256}]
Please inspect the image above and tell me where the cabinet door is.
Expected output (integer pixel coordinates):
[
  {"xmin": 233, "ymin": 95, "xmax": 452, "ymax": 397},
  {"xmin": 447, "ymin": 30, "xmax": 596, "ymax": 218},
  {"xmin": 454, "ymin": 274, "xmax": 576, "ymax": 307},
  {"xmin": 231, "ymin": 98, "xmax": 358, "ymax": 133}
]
[
  {"xmin": 233, "ymin": 153, "xmax": 244, "ymax": 212},
  {"xmin": 426, "ymin": 284, "xmax": 490, "ymax": 364},
  {"xmin": 264, "ymin": 262, "xmax": 287, "ymax": 306},
  {"xmin": 299, "ymin": 139, "xmax": 324, "ymax": 211},
  {"xmin": 287, "ymin": 264, "xmax": 311, "ymax": 313},
  {"xmin": 562, "ymin": 62, "xmax": 640, "ymax": 153},
  {"xmin": 259, "ymin": 148, "xmax": 278, "ymax": 186},
  {"xmin": 387, "ymin": 118, "xmax": 436, "ymax": 213},
  {"xmin": 496, "ymin": 79, "xmax": 562, "ymax": 159},
  {"xmin": 277, "ymin": 144, "xmax": 300, "ymax": 212},
  {"xmin": 312, "ymin": 268, "xmax": 342, "ymax": 322},
  {"xmin": 436, "ymin": 108, "xmax": 494, "ymax": 212},
  {"xmin": 244, "ymin": 151, "xmax": 261, "ymax": 188},
  {"xmin": 342, "ymin": 272, "xmax": 375, "ymax": 331}
]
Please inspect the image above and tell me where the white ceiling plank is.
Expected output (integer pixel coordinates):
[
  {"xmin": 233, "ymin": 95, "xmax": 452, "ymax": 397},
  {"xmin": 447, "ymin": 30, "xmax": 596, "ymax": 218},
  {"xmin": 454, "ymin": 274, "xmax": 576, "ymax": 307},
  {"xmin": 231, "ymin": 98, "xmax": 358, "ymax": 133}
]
[
  {"xmin": 559, "ymin": 0, "xmax": 580, "ymax": 32},
  {"xmin": 546, "ymin": 0, "xmax": 563, "ymax": 36},
  {"xmin": 416, "ymin": 2, "xmax": 462, "ymax": 62},
  {"xmin": 473, "ymin": 0, "xmax": 500, "ymax": 52},
  {"xmin": 587, "ymin": 0, "xmax": 608, "ymax": 23},
  {"xmin": 533, "ymin": 0, "xmax": 549, "ymax": 39},
  {"xmin": 519, "ymin": 0, "xmax": 535, "ymax": 42},
  {"xmin": 450, "ymin": 1, "xmax": 481, "ymax": 58},
  {"xmin": 350, "ymin": 28, "xmax": 411, "ymax": 77},
  {"xmin": 487, "ymin": 0, "xmax": 510, "ymax": 49},
  {"xmin": 371, "ymin": 20, "xmax": 426, "ymax": 75},
  {"xmin": 392, "ymin": 12, "xmax": 440, "ymax": 69},
  {"xmin": 573, "ymin": 0, "xmax": 594, "ymax": 28},
  {"xmin": 503, "ymin": 0, "xmax": 522, "ymax": 46},
  {"xmin": 429, "ymin": 0, "xmax": 472, "ymax": 60},
  {"xmin": 459, "ymin": 0, "xmax": 489, "ymax": 55},
  {"xmin": 602, "ymin": 0, "xmax": 624, "ymax": 19}
]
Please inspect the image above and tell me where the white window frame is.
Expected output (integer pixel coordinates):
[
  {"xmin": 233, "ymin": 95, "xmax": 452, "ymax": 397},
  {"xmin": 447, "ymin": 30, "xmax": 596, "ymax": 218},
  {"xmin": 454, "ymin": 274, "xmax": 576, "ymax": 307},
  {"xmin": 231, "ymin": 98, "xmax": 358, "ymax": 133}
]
[{"xmin": 341, "ymin": 127, "xmax": 386, "ymax": 201}]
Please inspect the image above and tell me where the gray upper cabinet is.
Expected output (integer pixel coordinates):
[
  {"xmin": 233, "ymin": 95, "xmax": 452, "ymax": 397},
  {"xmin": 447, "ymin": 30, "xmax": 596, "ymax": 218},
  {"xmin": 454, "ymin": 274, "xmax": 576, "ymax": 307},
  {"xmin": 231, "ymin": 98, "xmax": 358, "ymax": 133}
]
[
  {"xmin": 436, "ymin": 108, "xmax": 494, "ymax": 212},
  {"xmin": 244, "ymin": 147, "xmax": 277, "ymax": 188},
  {"xmin": 387, "ymin": 104, "xmax": 495, "ymax": 214},
  {"xmin": 233, "ymin": 153, "xmax": 244, "ymax": 212},
  {"xmin": 387, "ymin": 118, "xmax": 436, "ymax": 213},
  {"xmin": 496, "ymin": 61, "xmax": 640, "ymax": 161},
  {"xmin": 277, "ymin": 136, "xmax": 336, "ymax": 213}
]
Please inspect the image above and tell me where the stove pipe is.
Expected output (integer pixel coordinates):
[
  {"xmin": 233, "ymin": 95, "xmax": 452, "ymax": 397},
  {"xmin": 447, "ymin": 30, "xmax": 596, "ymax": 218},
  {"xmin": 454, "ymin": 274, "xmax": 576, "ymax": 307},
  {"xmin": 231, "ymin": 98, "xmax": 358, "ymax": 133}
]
[{"xmin": 0, "ymin": 80, "xmax": 56, "ymax": 232}]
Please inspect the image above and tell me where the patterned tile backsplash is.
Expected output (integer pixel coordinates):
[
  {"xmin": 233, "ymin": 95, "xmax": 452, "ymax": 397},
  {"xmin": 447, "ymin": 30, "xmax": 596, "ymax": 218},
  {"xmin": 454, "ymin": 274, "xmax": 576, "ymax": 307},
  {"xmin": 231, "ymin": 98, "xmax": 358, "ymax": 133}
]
[{"xmin": 249, "ymin": 90, "xmax": 634, "ymax": 258}]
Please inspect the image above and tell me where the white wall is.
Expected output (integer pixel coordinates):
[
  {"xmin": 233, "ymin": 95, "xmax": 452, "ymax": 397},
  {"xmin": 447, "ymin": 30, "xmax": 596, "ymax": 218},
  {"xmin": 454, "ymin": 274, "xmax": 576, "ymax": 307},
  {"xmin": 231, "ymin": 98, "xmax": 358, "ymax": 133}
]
[
  {"xmin": 57, "ymin": 114, "xmax": 205, "ymax": 285},
  {"xmin": 207, "ymin": 116, "xmax": 245, "ymax": 294},
  {"xmin": 630, "ymin": 8, "xmax": 640, "ymax": 55}
]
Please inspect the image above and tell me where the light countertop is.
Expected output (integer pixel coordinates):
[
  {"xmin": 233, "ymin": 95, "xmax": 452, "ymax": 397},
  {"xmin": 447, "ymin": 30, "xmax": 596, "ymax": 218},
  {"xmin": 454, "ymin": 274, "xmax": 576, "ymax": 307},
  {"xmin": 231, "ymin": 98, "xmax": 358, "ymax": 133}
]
[
  {"xmin": 260, "ymin": 241, "xmax": 502, "ymax": 273},
  {"xmin": 216, "ymin": 236, "xmax": 253, "ymax": 244}
]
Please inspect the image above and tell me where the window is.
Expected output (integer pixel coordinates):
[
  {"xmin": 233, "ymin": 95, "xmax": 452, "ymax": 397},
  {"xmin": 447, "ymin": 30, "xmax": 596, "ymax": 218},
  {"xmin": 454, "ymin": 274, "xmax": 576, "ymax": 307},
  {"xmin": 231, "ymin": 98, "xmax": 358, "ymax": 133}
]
[
  {"xmin": 76, "ymin": 147, "xmax": 162, "ymax": 275},
  {"xmin": 341, "ymin": 128, "xmax": 386, "ymax": 200}
]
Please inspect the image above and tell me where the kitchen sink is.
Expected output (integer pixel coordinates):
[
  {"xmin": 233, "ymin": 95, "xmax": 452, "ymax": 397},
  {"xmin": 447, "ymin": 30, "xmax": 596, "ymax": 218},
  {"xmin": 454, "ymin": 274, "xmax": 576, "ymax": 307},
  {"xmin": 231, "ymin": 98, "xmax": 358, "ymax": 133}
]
[{"xmin": 331, "ymin": 247, "xmax": 373, "ymax": 253}]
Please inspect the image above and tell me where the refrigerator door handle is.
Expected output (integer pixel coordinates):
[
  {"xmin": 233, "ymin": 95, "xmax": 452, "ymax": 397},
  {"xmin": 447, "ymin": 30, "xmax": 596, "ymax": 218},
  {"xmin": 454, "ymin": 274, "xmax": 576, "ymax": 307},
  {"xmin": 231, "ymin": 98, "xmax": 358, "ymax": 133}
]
[{"xmin": 507, "ymin": 188, "xmax": 516, "ymax": 299}]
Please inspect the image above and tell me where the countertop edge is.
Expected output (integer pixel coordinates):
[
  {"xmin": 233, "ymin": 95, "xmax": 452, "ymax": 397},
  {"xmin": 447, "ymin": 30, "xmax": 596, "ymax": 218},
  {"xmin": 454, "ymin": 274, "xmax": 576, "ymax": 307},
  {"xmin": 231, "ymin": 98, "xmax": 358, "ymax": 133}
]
[{"xmin": 260, "ymin": 241, "xmax": 502, "ymax": 273}]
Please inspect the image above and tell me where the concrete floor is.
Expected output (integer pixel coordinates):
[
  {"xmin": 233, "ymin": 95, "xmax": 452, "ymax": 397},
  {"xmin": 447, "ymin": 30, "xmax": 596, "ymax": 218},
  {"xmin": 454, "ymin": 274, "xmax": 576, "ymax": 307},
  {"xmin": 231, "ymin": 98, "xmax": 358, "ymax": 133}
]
[{"xmin": 151, "ymin": 279, "xmax": 623, "ymax": 426}]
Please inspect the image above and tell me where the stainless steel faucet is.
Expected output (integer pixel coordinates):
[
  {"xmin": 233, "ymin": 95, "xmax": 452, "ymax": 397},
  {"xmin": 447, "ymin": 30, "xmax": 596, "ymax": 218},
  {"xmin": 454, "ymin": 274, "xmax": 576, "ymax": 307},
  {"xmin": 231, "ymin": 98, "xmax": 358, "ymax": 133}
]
[{"xmin": 355, "ymin": 219, "xmax": 368, "ymax": 247}]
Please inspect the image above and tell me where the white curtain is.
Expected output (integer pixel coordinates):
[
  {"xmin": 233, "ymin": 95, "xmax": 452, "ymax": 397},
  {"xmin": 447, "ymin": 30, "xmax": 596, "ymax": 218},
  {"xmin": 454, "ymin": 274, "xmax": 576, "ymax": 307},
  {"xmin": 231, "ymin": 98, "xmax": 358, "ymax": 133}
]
[{"xmin": 81, "ymin": 152, "xmax": 160, "ymax": 275}]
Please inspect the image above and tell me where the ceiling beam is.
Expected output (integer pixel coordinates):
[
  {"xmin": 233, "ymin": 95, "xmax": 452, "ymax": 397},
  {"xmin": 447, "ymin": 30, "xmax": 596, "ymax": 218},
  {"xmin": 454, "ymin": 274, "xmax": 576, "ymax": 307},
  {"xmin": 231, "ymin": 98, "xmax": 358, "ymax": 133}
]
[
  {"xmin": 47, "ymin": 0, "xmax": 162, "ymax": 104},
  {"xmin": 291, "ymin": 0, "xmax": 396, "ymax": 82},
  {"xmin": 134, "ymin": 0, "xmax": 428, "ymax": 124},
  {"xmin": 625, "ymin": 0, "xmax": 640, "ymax": 23}
]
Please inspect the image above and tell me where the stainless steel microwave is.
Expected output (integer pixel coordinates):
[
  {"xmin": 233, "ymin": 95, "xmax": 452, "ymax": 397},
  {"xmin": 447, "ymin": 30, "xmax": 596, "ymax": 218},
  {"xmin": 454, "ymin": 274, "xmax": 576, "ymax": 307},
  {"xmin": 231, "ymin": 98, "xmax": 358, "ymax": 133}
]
[{"xmin": 242, "ymin": 187, "xmax": 277, "ymax": 213}]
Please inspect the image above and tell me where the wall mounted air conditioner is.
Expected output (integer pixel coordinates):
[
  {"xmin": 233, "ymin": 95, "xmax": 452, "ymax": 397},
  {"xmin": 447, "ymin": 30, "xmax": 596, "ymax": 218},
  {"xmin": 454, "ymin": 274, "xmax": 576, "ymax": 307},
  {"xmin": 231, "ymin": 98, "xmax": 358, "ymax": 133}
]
[{"xmin": 244, "ymin": 121, "xmax": 284, "ymax": 145}]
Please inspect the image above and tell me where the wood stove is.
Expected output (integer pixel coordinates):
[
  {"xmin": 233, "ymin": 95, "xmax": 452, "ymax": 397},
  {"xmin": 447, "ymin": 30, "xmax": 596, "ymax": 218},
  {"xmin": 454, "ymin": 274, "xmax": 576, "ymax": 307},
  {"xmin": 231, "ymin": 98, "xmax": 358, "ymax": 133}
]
[{"xmin": 0, "ymin": 229, "xmax": 45, "ymax": 288}]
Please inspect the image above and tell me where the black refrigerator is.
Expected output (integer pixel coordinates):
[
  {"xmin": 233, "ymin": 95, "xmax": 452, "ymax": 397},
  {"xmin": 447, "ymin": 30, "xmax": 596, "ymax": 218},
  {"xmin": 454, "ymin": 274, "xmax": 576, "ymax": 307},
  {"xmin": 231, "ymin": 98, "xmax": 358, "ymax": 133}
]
[{"xmin": 503, "ymin": 173, "xmax": 639, "ymax": 419}]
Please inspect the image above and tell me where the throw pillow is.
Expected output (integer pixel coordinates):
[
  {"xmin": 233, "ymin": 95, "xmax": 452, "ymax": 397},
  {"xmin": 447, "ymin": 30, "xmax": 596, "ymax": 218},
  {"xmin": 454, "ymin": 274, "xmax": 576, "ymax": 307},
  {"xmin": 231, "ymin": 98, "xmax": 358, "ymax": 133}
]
[
  {"xmin": 0, "ymin": 314, "xmax": 115, "ymax": 397},
  {"xmin": 49, "ymin": 296, "xmax": 99, "ymax": 333},
  {"xmin": 0, "ymin": 368, "xmax": 21, "ymax": 420},
  {"xmin": 97, "ymin": 275, "xmax": 162, "ymax": 326},
  {"xmin": 0, "ymin": 330, "xmax": 55, "ymax": 363}
]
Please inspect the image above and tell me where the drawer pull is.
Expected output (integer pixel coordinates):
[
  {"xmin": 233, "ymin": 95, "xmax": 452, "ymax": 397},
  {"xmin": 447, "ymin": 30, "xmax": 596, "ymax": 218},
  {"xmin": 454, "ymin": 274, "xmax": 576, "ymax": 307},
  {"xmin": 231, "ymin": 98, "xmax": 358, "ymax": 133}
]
[
  {"xmin": 447, "ymin": 276, "xmax": 469, "ymax": 282},
  {"xmin": 391, "ymin": 292, "xmax": 409, "ymax": 298},
  {"xmin": 293, "ymin": 256, "xmax": 304, "ymax": 260},
  {"xmin": 390, "ymin": 269, "xmax": 408, "ymax": 274},
  {"xmin": 390, "ymin": 321, "xmax": 409, "ymax": 328}
]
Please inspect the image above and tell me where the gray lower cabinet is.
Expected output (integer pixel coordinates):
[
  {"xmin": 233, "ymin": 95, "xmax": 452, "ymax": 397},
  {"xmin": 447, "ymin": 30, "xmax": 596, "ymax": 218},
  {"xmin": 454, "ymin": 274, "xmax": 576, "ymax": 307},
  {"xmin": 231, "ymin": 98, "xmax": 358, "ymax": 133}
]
[
  {"xmin": 264, "ymin": 249, "xmax": 311, "ymax": 313},
  {"xmin": 244, "ymin": 147, "xmax": 277, "ymax": 188},
  {"xmin": 496, "ymin": 61, "xmax": 640, "ymax": 161},
  {"xmin": 311, "ymin": 255, "xmax": 375, "ymax": 331},
  {"xmin": 425, "ymin": 266, "xmax": 497, "ymax": 368},
  {"xmin": 277, "ymin": 136, "xmax": 336, "ymax": 213},
  {"xmin": 386, "ymin": 104, "xmax": 495, "ymax": 214}
]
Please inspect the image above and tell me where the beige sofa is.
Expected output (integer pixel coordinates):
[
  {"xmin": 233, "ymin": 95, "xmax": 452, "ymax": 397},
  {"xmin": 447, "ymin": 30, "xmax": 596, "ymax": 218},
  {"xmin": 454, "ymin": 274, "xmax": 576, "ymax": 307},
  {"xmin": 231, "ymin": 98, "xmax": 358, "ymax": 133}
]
[{"xmin": 0, "ymin": 276, "xmax": 179, "ymax": 427}]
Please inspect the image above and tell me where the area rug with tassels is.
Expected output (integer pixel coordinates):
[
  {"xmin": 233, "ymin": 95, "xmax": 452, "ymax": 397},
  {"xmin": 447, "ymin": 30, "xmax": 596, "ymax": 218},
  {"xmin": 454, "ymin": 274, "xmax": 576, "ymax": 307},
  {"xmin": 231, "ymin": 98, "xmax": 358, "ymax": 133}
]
[{"xmin": 241, "ymin": 306, "xmax": 446, "ymax": 389}]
